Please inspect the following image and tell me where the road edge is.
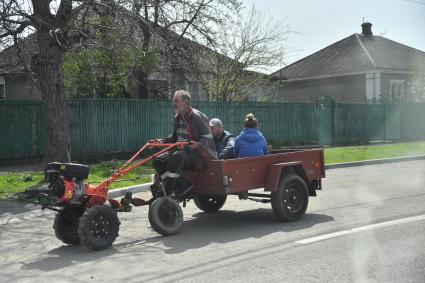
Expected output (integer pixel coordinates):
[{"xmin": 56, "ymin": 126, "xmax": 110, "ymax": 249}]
[
  {"xmin": 324, "ymin": 154, "xmax": 425, "ymax": 169},
  {"xmin": 107, "ymin": 182, "xmax": 153, "ymax": 199},
  {"xmin": 30, "ymin": 155, "xmax": 425, "ymax": 200}
]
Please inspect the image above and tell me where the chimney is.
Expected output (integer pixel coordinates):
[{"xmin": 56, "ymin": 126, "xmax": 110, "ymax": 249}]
[{"xmin": 361, "ymin": 22, "xmax": 373, "ymax": 36}]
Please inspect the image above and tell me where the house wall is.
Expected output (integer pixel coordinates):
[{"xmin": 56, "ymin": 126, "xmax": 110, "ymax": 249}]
[
  {"xmin": 276, "ymin": 74, "xmax": 366, "ymax": 103},
  {"xmin": 4, "ymin": 73, "xmax": 41, "ymax": 100}
]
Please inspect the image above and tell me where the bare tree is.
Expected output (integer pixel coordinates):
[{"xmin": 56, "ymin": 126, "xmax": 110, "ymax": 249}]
[
  {"xmin": 0, "ymin": 0, "xmax": 93, "ymax": 162},
  {"xmin": 0, "ymin": 0, "xmax": 143, "ymax": 162},
  {"xmin": 205, "ymin": 5, "xmax": 288, "ymax": 101},
  {"xmin": 125, "ymin": 0, "xmax": 241, "ymax": 98},
  {"xmin": 0, "ymin": 0, "xmax": 241, "ymax": 161}
]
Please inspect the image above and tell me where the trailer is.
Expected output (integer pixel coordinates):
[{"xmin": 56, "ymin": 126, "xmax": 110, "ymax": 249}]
[{"xmin": 37, "ymin": 141, "xmax": 325, "ymax": 250}]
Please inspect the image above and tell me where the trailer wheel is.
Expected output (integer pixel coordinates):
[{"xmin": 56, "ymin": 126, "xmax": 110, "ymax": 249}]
[
  {"xmin": 194, "ymin": 195, "xmax": 227, "ymax": 212},
  {"xmin": 78, "ymin": 205, "xmax": 120, "ymax": 250},
  {"xmin": 53, "ymin": 207, "xmax": 84, "ymax": 245},
  {"xmin": 148, "ymin": 197, "xmax": 183, "ymax": 236},
  {"xmin": 271, "ymin": 173, "xmax": 309, "ymax": 222}
]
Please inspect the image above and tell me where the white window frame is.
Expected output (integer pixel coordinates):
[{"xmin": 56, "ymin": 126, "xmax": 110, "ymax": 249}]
[
  {"xmin": 389, "ymin": 80, "xmax": 404, "ymax": 102},
  {"xmin": 366, "ymin": 72, "xmax": 381, "ymax": 102}
]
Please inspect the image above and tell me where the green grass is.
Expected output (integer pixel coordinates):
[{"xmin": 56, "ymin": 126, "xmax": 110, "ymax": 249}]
[
  {"xmin": 325, "ymin": 141, "xmax": 425, "ymax": 164},
  {"xmin": 85, "ymin": 160, "xmax": 154, "ymax": 189},
  {"xmin": 0, "ymin": 173, "xmax": 45, "ymax": 200},
  {"xmin": 1, "ymin": 142, "xmax": 425, "ymax": 199},
  {"xmin": 0, "ymin": 160, "xmax": 154, "ymax": 200}
]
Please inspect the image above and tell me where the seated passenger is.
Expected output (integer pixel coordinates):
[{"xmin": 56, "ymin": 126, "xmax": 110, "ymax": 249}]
[
  {"xmin": 209, "ymin": 118, "xmax": 235, "ymax": 159},
  {"xmin": 234, "ymin": 113, "xmax": 268, "ymax": 158}
]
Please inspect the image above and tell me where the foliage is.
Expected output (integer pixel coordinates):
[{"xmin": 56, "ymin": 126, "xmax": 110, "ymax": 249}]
[{"xmin": 63, "ymin": 16, "xmax": 159, "ymax": 98}]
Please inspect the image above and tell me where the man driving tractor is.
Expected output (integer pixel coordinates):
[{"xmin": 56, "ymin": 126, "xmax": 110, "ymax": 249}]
[{"xmin": 152, "ymin": 90, "xmax": 217, "ymax": 198}]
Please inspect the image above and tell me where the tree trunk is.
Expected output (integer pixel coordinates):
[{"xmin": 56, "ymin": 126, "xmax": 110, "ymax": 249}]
[
  {"xmin": 139, "ymin": 70, "xmax": 149, "ymax": 99},
  {"xmin": 139, "ymin": 26, "xmax": 151, "ymax": 99},
  {"xmin": 32, "ymin": 31, "xmax": 71, "ymax": 163}
]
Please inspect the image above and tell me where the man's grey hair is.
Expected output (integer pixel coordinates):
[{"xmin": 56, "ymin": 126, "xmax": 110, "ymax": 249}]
[
  {"xmin": 209, "ymin": 118, "xmax": 223, "ymax": 128},
  {"xmin": 175, "ymin": 90, "xmax": 191, "ymax": 105}
]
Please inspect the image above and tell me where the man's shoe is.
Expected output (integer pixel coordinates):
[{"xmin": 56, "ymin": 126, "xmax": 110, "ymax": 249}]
[
  {"xmin": 150, "ymin": 183, "xmax": 163, "ymax": 198},
  {"xmin": 120, "ymin": 191, "xmax": 133, "ymax": 211}
]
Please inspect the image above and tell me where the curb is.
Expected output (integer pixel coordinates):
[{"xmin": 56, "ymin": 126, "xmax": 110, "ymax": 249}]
[
  {"xmin": 107, "ymin": 182, "xmax": 153, "ymax": 199},
  {"xmin": 105, "ymin": 155, "xmax": 425, "ymax": 199},
  {"xmin": 325, "ymin": 155, "xmax": 425, "ymax": 170}
]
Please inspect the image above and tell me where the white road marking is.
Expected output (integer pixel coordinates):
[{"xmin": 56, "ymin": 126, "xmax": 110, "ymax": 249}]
[{"xmin": 295, "ymin": 214, "xmax": 425, "ymax": 245}]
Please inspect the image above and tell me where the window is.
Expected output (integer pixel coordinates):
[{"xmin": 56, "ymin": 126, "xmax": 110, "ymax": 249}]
[
  {"xmin": 389, "ymin": 80, "xmax": 404, "ymax": 103},
  {"xmin": 0, "ymin": 76, "xmax": 5, "ymax": 99}
]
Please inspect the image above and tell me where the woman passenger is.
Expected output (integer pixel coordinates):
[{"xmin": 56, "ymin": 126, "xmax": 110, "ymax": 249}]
[{"xmin": 234, "ymin": 113, "xmax": 268, "ymax": 158}]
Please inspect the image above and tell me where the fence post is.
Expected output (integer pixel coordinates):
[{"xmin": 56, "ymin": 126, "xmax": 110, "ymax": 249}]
[{"xmin": 317, "ymin": 97, "xmax": 334, "ymax": 146}]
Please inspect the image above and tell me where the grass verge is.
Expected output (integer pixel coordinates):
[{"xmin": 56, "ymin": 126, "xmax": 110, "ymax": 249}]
[
  {"xmin": 0, "ymin": 160, "xmax": 154, "ymax": 200},
  {"xmin": 1, "ymin": 141, "xmax": 425, "ymax": 199},
  {"xmin": 324, "ymin": 141, "xmax": 425, "ymax": 164}
]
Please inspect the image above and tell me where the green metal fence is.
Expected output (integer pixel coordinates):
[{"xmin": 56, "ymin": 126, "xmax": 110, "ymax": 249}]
[
  {"xmin": 401, "ymin": 102, "xmax": 425, "ymax": 140},
  {"xmin": 1, "ymin": 99, "xmax": 425, "ymax": 160},
  {"xmin": 334, "ymin": 103, "xmax": 368, "ymax": 144},
  {"xmin": 0, "ymin": 101, "xmax": 44, "ymax": 159},
  {"xmin": 195, "ymin": 101, "xmax": 319, "ymax": 146},
  {"xmin": 67, "ymin": 99, "xmax": 175, "ymax": 154}
]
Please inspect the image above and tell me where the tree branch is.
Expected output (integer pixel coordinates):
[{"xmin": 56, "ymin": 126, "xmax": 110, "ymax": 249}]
[
  {"xmin": 56, "ymin": 0, "xmax": 73, "ymax": 24},
  {"xmin": 0, "ymin": 21, "xmax": 31, "ymax": 39}
]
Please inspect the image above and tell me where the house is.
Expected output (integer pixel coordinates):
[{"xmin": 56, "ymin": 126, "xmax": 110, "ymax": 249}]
[
  {"xmin": 270, "ymin": 22, "xmax": 425, "ymax": 103},
  {"xmin": 0, "ymin": 35, "xmax": 41, "ymax": 100},
  {"xmin": 0, "ymin": 28, "xmax": 214, "ymax": 101},
  {"xmin": 0, "ymin": 10, "xmax": 268, "ymax": 102}
]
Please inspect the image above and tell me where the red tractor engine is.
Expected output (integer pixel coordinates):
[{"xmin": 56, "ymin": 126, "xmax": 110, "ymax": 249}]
[
  {"xmin": 46, "ymin": 162, "xmax": 106, "ymax": 205},
  {"xmin": 38, "ymin": 141, "xmax": 188, "ymax": 251}
]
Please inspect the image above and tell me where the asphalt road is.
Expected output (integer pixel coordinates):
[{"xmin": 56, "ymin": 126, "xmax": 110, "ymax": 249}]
[{"xmin": 1, "ymin": 160, "xmax": 424, "ymax": 282}]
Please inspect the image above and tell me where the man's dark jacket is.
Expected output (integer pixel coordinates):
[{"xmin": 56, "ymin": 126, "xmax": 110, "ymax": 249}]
[{"xmin": 214, "ymin": 130, "xmax": 235, "ymax": 159}]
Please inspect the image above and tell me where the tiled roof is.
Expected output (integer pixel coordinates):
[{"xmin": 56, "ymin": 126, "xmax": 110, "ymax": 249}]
[{"xmin": 271, "ymin": 33, "xmax": 425, "ymax": 80}]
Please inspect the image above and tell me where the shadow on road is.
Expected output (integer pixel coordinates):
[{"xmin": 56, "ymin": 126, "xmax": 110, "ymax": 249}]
[
  {"xmin": 20, "ymin": 244, "xmax": 117, "ymax": 272},
  {"xmin": 118, "ymin": 208, "xmax": 334, "ymax": 254},
  {"xmin": 15, "ymin": 208, "xmax": 332, "ymax": 273}
]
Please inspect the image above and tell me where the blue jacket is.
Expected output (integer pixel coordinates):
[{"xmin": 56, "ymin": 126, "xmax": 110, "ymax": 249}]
[{"xmin": 234, "ymin": 128, "xmax": 268, "ymax": 158}]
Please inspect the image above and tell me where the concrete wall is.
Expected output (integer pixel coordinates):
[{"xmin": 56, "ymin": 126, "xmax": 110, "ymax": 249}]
[{"xmin": 276, "ymin": 74, "xmax": 366, "ymax": 103}]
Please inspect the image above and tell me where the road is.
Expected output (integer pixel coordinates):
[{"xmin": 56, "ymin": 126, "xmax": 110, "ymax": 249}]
[{"xmin": 1, "ymin": 160, "xmax": 424, "ymax": 282}]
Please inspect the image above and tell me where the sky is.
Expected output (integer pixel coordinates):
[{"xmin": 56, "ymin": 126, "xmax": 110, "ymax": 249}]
[{"xmin": 241, "ymin": 0, "xmax": 425, "ymax": 73}]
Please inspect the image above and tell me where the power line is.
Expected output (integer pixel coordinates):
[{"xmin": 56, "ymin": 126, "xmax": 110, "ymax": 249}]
[{"xmin": 404, "ymin": 0, "xmax": 425, "ymax": 5}]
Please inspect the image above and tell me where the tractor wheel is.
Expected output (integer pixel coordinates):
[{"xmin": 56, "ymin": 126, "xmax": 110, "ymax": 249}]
[
  {"xmin": 78, "ymin": 205, "xmax": 120, "ymax": 250},
  {"xmin": 148, "ymin": 197, "xmax": 183, "ymax": 236},
  {"xmin": 53, "ymin": 207, "xmax": 84, "ymax": 245},
  {"xmin": 271, "ymin": 173, "xmax": 309, "ymax": 222},
  {"xmin": 193, "ymin": 195, "xmax": 227, "ymax": 213}
]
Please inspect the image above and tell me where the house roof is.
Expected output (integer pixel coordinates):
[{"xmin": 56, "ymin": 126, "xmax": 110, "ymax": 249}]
[
  {"xmin": 0, "ymin": 7, "xmax": 243, "ymax": 81},
  {"xmin": 271, "ymin": 33, "xmax": 425, "ymax": 81},
  {"xmin": 0, "ymin": 34, "xmax": 37, "ymax": 74},
  {"xmin": 0, "ymin": 3, "xmax": 248, "ymax": 80}
]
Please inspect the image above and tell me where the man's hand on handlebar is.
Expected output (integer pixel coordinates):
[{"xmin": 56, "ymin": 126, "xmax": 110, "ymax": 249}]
[
  {"xmin": 149, "ymin": 138, "xmax": 163, "ymax": 143},
  {"xmin": 188, "ymin": 141, "xmax": 200, "ymax": 150}
]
